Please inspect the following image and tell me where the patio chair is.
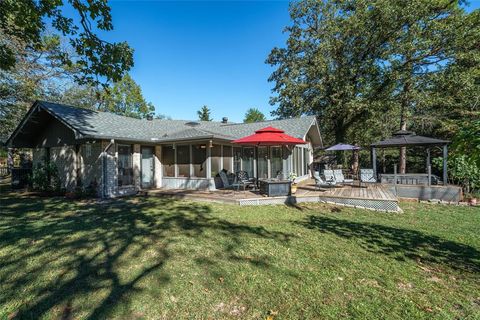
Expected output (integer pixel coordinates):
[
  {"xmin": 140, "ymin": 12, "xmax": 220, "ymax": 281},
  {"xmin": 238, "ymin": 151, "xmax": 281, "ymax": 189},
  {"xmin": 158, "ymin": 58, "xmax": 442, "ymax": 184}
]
[
  {"xmin": 333, "ymin": 169, "xmax": 354, "ymax": 184},
  {"xmin": 323, "ymin": 169, "xmax": 336, "ymax": 184},
  {"xmin": 219, "ymin": 171, "xmax": 242, "ymax": 191},
  {"xmin": 236, "ymin": 170, "xmax": 255, "ymax": 190},
  {"xmin": 360, "ymin": 169, "xmax": 377, "ymax": 187},
  {"xmin": 313, "ymin": 170, "xmax": 336, "ymax": 190}
]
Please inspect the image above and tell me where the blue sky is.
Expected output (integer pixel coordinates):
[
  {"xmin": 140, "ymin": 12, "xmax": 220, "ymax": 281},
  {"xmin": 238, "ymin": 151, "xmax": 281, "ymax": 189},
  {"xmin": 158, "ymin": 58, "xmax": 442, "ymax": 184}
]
[
  {"xmin": 85, "ymin": 1, "xmax": 479, "ymax": 122},
  {"xmin": 96, "ymin": 1, "xmax": 291, "ymax": 122}
]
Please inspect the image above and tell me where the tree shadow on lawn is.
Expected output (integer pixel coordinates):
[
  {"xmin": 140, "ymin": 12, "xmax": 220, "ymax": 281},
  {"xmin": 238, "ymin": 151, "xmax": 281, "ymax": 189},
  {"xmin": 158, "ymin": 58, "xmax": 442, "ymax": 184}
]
[
  {"xmin": 0, "ymin": 194, "xmax": 292, "ymax": 319},
  {"xmin": 298, "ymin": 214, "xmax": 480, "ymax": 274}
]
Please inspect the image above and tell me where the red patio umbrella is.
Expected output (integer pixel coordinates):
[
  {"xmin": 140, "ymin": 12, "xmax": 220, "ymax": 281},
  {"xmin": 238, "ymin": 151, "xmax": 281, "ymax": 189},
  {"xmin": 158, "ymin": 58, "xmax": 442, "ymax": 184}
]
[{"xmin": 232, "ymin": 126, "xmax": 307, "ymax": 184}]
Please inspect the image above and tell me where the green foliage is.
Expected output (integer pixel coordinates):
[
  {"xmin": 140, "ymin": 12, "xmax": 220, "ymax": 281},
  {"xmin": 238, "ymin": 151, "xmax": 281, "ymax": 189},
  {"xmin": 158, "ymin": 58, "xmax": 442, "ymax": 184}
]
[
  {"xmin": 155, "ymin": 113, "xmax": 172, "ymax": 120},
  {"xmin": 0, "ymin": 0, "xmax": 133, "ymax": 85},
  {"xmin": 433, "ymin": 120, "xmax": 480, "ymax": 193},
  {"xmin": 452, "ymin": 120, "xmax": 480, "ymax": 164},
  {"xmin": 197, "ymin": 105, "xmax": 212, "ymax": 121},
  {"xmin": 30, "ymin": 161, "xmax": 62, "ymax": 193},
  {"xmin": 267, "ymin": 0, "xmax": 480, "ymax": 145},
  {"xmin": 0, "ymin": 31, "xmax": 103, "ymax": 141},
  {"xmin": 100, "ymin": 74, "xmax": 155, "ymax": 119},
  {"xmin": 243, "ymin": 108, "xmax": 266, "ymax": 123}
]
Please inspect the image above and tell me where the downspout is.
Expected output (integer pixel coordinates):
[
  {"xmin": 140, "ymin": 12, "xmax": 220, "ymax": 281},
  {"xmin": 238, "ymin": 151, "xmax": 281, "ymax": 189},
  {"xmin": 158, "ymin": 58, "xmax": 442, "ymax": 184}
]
[{"xmin": 102, "ymin": 139, "xmax": 115, "ymax": 198}]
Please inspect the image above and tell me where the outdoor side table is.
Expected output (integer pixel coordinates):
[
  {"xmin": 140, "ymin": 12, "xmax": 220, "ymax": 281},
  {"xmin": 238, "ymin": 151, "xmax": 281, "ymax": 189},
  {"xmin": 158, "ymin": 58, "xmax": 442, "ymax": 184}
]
[{"xmin": 258, "ymin": 179, "xmax": 291, "ymax": 197}]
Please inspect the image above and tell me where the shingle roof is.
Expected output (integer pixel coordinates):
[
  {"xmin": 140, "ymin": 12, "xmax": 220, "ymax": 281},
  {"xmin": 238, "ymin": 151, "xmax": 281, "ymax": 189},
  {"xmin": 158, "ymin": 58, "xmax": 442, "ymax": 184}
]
[{"xmin": 36, "ymin": 101, "xmax": 319, "ymax": 144}]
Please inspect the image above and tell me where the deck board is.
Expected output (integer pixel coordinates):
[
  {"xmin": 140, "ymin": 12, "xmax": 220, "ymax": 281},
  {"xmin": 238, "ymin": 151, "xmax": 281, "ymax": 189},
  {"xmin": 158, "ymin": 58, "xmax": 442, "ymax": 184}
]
[
  {"xmin": 143, "ymin": 179, "xmax": 400, "ymax": 211},
  {"xmin": 145, "ymin": 179, "xmax": 397, "ymax": 202}
]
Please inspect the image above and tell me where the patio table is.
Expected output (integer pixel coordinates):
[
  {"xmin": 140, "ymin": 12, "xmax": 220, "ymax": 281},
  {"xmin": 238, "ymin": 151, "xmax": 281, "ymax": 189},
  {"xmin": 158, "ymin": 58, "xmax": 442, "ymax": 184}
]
[{"xmin": 258, "ymin": 179, "xmax": 292, "ymax": 197}]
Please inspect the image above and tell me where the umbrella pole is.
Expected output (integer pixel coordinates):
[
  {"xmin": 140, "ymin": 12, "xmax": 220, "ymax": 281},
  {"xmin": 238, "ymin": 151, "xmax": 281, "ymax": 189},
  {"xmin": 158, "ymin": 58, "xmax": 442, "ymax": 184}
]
[{"xmin": 256, "ymin": 145, "xmax": 259, "ymax": 188}]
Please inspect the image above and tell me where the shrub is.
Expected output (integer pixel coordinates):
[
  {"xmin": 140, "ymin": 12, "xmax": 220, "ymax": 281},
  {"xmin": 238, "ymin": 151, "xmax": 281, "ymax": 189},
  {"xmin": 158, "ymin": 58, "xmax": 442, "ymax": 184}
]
[
  {"xmin": 433, "ymin": 121, "xmax": 480, "ymax": 195},
  {"xmin": 30, "ymin": 161, "xmax": 62, "ymax": 193}
]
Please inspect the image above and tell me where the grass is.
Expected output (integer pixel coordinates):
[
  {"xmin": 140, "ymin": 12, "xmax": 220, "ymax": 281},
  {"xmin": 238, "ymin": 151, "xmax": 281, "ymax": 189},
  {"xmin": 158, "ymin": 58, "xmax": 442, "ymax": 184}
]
[{"xmin": 0, "ymin": 190, "xmax": 479, "ymax": 319}]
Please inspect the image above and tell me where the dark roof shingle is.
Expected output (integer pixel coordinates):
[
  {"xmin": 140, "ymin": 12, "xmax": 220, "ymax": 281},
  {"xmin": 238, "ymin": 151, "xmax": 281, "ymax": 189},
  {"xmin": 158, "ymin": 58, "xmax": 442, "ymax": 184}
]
[{"xmin": 37, "ymin": 101, "xmax": 319, "ymax": 144}]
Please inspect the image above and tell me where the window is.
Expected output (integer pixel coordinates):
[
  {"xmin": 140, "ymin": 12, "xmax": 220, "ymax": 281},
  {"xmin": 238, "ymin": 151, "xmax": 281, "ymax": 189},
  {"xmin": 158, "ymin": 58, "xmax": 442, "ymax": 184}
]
[
  {"xmin": 233, "ymin": 147, "xmax": 242, "ymax": 173},
  {"xmin": 192, "ymin": 144, "xmax": 206, "ymax": 177},
  {"xmin": 162, "ymin": 145, "xmax": 175, "ymax": 177},
  {"xmin": 211, "ymin": 144, "xmax": 221, "ymax": 177},
  {"xmin": 176, "ymin": 145, "xmax": 190, "ymax": 177},
  {"xmin": 257, "ymin": 147, "xmax": 268, "ymax": 179},
  {"xmin": 222, "ymin": 146, "xmax": 232, "ymax": 173},
  {"xmin": 85, "ymin": 144, "xmax": 92, "ymax": 158},
  {"xmin": 118, "ymin": 144, "xmax": 133, "ymax": 186},
  {"xmin": 242, "ymin": 147, "xmax": 254, "ymax": 178},
  {"xmin": 271, "ymin": 146, "xmax": 283, "ymax": 179}
]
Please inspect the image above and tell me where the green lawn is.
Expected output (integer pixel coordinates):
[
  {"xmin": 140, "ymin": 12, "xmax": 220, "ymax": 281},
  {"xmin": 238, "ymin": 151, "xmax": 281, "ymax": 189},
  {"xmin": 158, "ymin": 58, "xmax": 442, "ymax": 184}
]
[{"xmin": 0, "ymin": 191, "xmax": 479, "ymax": 319}]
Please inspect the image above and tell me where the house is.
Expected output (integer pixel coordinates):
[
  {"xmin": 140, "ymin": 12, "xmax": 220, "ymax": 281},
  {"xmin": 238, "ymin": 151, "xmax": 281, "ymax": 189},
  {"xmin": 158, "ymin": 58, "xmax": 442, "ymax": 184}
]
[{"xmin": 6, "ymin": 101, "xmax": 323, "ymax": 197}]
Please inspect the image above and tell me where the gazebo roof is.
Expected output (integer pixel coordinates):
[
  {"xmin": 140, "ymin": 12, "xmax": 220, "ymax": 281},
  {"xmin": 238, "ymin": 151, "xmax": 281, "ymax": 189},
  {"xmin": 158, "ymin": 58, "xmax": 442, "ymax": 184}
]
[{"xmin": 371, "ymin": 130, "xmax": 449, "ymax": 148}]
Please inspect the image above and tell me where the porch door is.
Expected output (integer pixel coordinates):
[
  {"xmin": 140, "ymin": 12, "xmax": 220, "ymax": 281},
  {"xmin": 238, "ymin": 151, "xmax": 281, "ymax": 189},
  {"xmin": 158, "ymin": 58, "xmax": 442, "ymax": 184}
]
[{"xmin": 141, "ymin": 147, "xmax": 154, "ymax": 188}]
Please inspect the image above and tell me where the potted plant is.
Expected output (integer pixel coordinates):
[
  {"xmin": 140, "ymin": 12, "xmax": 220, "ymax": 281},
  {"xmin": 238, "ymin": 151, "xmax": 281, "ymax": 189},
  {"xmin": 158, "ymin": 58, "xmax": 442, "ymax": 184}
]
[{"xmin": 289, "ymin": 172, "xmax": 298, "ymax": 194}]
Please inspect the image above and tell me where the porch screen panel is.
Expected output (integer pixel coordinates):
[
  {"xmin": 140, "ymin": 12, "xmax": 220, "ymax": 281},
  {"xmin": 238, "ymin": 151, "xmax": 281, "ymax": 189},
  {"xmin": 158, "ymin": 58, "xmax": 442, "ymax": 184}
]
[
  {"xmin": 211, "ymin": 144, "xmax": 221, "ymax": 177},
  {"xmin": 297, "ymin": 148, "xmax": 303, "ymax": 176},
  {"xmin": 242, "ymin": 147, "xmax": 254, "ymax": 178},
  {"xmin": 271, "ymin": 146, "xmax": 283, "ymax": 179},
  {"xmin": 257, "ymin": 147, "xmax": 268, "ymax": 179},
  {"xmin": 304, "ymin": 148, "xmax": 310, "ymax": 175},
  {"xmin": 222, "ymin": 146, "xmax": 232, "ymax": 173},
  {"xmin": 233, "ymin": 147, "xmax": 242, "ymax": 173},
  {"xmin": 118, "ymin": 144, "xmax": 133, "ymax": 186},
  {"xmin": 192, "ymin": 144, "xmax": 207, "ymax": 178},
  {"xmin": 177, "ymin": 145, "xmax": 190, "ymax": 177},
  {"xmin": 292, "ymin": 147, "xmax": 297, "ymax": 176},
  {"xmin": 162, "ymin": 145, "xmax": 175, "ymax": 177}
]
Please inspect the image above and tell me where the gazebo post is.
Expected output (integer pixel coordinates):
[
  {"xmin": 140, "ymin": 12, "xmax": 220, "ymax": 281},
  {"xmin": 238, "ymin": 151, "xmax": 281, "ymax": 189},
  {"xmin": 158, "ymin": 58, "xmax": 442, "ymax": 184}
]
[
  {"xmin": 443, "ymin": 144, "xmax": 448, "ymax": 186},
  {"xmin": 371, "ymin": 147, "xmax": 377, "ymax": 179},
  {"xmin": 426, "ymin": 148, "xmax": 431, "ymax": 172},
  {"xmin": 426, "ymin": 148, "xmax": 431, "ymax": 186}
]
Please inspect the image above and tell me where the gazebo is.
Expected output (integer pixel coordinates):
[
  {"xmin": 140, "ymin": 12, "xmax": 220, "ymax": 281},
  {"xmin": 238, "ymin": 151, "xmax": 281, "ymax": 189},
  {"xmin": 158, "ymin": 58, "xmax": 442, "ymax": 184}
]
[{"xmin": 371, "ymin": 130, "xmax": 449, "ymax": 185}]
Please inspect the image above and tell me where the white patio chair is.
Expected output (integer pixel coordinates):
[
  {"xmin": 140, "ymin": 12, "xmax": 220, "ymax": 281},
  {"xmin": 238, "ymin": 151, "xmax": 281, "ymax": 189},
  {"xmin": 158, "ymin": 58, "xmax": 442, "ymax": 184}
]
[
  {"xmin": 333, "ymin": 169, "xmax": 354, "ymax": 184},
  {"xmin": 323, "ymin": 169, "xmax": 336, "ymax": 184},
  {"xmin": 360, "ymin": 169, "xmax": 377, "ymax": 185},
  {"xmin": 313, "ymin": 170, "xmax": 336, "ymax": 190}
]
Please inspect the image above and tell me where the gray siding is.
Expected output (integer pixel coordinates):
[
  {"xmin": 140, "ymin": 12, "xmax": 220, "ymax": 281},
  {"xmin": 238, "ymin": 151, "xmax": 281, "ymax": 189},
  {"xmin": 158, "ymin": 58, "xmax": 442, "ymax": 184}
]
[{"xmin": 34, "ymin": 117, "xmax": 76, "ymax": 148}]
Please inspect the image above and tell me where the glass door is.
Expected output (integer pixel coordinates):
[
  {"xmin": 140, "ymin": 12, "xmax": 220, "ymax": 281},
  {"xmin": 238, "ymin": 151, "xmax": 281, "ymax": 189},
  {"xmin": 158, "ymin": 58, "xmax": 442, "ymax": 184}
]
[{"xmin": 141, "ymin": 147, "xmax": 154, "ymax": 188}]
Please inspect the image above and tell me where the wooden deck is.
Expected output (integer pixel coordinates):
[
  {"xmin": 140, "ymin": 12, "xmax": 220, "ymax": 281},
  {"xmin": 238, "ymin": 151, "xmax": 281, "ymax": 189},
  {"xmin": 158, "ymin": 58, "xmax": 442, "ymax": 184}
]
[{"xmin": 142, "ymin": 179, "xmax": 400, "ymax": 212}]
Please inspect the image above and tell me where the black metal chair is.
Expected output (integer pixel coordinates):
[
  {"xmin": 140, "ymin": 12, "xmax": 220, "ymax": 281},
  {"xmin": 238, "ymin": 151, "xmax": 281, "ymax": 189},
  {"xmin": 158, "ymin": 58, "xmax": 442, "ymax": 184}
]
[{"xmin": 236, "ymin": 170, "xmax": 255, "ymax": 190}]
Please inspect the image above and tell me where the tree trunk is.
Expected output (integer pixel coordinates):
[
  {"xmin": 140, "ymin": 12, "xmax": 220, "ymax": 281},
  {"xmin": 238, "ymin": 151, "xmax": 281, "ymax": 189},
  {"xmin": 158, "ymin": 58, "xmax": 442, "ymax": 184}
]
[
  {"xmin": 399, "ymin": 70, "xmax": 411, "ymax": 174},
  {"xmin": 351, "ymin": 149, "xmax": 359, "ymax": 174},
  {"xmin": 334, "ymin": 120, "xmax": 346, "ymax": 166},
  {"xmin": 399, "ymin": 122, "xmax": 407, "ymax": 174}
]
